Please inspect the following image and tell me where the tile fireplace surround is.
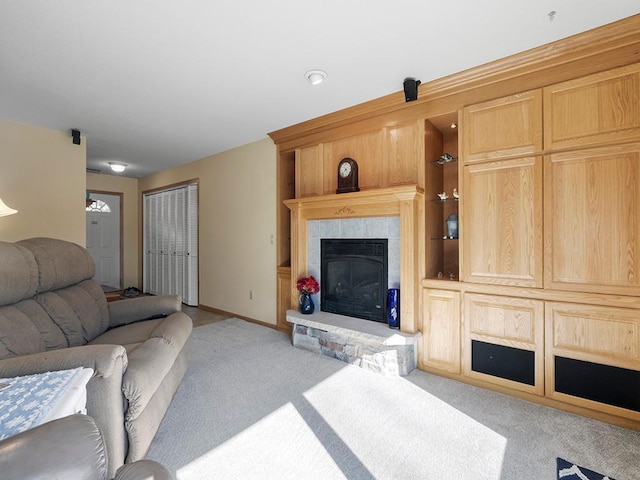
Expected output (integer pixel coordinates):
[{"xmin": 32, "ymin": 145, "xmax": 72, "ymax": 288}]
[{"xmin": 306, "ymin": 215, "xmax": 401, "ymax": 310}]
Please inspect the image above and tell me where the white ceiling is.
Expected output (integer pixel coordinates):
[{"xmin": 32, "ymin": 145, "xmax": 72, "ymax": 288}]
[{"xmin": 1, "ymin": 2, "xmax": 638, "ymax": 178}]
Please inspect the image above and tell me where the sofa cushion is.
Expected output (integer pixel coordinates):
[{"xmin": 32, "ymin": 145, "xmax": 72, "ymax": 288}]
[
  {"xmin": 56, "ymin": 280, "xmax": 110, "ymax": 342},
  {"xmin": 31, "ymin": 280, "xmax": 110, "ymax": 347},
  {"xmin": 0, "ymin": 304, "xmax": 46, "ymax": 359},
  {"xmin": 0, "ymin": 242, "xmax": 38, "ymax": 307},
  {"xmin": 89, "ymin": 318, "xmax": 164, "ymax": 354},
  {"xmin": 120, "ymin": 313, "xmax": 192, "ymax": 420},
  {"xmin": 18, "ymin": 237, "xmax": 95, "ymax": 294},
  {"xmin": 13, "ymin": 299, "xmax": 68, "ymax": 351}
]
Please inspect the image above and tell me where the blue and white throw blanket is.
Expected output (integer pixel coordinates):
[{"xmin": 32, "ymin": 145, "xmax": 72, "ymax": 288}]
[{"xmin": 0, "ymin": 368, "xmax": 86, "ymax": 439}]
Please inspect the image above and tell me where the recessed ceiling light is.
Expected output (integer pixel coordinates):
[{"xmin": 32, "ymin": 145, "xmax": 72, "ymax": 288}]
[
  {"xmin": 108, "ymin": 162, "xmax": 127, "ymax": 173},
  {"xmin": 450, "ymin": 123, "xmax": 457, "ymax": 129},
  {"xmin": 305, "ymin": 69, "xmax": 327, "ymax": 85}
]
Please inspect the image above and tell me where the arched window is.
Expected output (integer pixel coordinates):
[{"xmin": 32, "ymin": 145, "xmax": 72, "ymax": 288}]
[{"xmin": 86, "ymin": 199, "xmax": 111, "ymax": 213}]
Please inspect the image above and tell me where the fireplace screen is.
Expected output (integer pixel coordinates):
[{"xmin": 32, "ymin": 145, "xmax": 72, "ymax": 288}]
[{"xmin": 321, "ymin": 238, "xmax": 388, "ymax": 322}]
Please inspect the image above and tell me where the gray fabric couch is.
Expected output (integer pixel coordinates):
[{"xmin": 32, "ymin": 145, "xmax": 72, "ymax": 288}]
[{"xmin": 0, "ymin": 237, "xmax": 192, "ymax": 478}]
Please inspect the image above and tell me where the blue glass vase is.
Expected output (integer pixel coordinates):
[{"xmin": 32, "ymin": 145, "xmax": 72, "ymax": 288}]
[
  {"xmin": 299, "ymin": 292, "xmax": 315, "ymax": 314},
  {"xmin": 387, "ymin": 288, "xmax": 400, "ymax": 329}
]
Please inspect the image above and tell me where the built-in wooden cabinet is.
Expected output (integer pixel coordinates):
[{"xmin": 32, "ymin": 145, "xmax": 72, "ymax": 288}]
[
  {"xmin": 545, "ymin": 302, "xmax": 640, "ymax": 421},
  {"xmin": 420, "ymin": 288, "xmax": 460, "ymax": 374},
  {"xmin": 462, "ymin": 156, "xmax": 543, "ymax": 287},
  {"xmin": 461, "ymin": 90, "xmax": 542, "ymax": 164},
  {"xmin": 543, "ymin": 63, "xmax": 640, "ymax": 151},
  {"xmin": 463, "ymin": 293, "xmax": 544, "ymax": 396},
  {"xmin": 271, "ymin": 16, "xmax": 640, "ymax": 428},
  {"xmin": 544, "ymin": 143, "xmax": 640, "ymax": 296}
]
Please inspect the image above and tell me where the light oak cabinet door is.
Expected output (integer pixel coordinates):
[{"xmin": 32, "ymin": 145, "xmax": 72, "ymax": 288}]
[
  {"xmin": 295, "ymin": 145, "xmax": 323, "ymax": 198},
  {"xmin": 420, "ymin": 288, "xmax": 461, "ymax": 374},
  {"xmin": 385, "ymin": 120, "xmax": 424, "ymax": 187},
  {"xmin": 323, "ymin": 131, "xmax": 383, "ymax": 194},
  {"xmin": 544, "ymin": 143, "xmax": 640, "ymax": 295},
  {"xmin": 461, "ymin": 90, "xmax": 542, "ymax": 164},
  {"xmin": 545, "ymin": 302, "xmax": 640, "ymax": 421},
  {"xmin": 463, "ymin": 293, "xmax": 544, "ymax": 396},
  {"xmin": 462, "ymin": 157, "xmax": 543, "ymax": 287},
  {"xmin": 544, "ymin": 63, "xmax": 640, "ymax": 151}
]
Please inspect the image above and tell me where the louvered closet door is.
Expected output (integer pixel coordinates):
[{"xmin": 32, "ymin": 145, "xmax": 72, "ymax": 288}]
[
  {"xmin": 143, "ymin": 184, "xmax": 198, "ymax": 305},
  {"xmin": 184, "ymin": 184, "xmax": 198, "ymax": 306},
  {"xmin": 143, "ymin": 193, "xmax": 161, "ymax": 295},
  {"xmin": 173, "ymin": 187, "xmax": 186, "ymax": 300}
]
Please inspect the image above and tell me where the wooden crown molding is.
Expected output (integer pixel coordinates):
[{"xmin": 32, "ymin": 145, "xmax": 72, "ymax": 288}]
[{"xmin": 268, "ymin": 14, "xmax": 640, "ymax": 147}]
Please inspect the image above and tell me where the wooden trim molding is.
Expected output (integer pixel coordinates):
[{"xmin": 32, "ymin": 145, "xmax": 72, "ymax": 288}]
[
  {"xmin": 285, "ymin": 185, "xmax": 424, "ymax": 334},
  {"xmin": 269, "ymin": 14, "xmax": 640, "ymax": 150}
]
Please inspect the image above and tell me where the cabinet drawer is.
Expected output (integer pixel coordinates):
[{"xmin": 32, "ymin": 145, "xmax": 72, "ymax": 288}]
[
  {"xmin": 545, "ymin": 302, "xmax": 640, "ymax": 420},
  {"xmin": 545, "ymin": 302, "xmax": 640, "ymax": 368},
  {"xmin": 463, "ymin": 293, "xmax": 544, "ymax": 395}
]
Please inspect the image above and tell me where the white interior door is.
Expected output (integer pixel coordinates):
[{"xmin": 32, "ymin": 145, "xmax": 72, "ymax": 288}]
[
  {"xmin": 143, "ymin": 184, "xmax": 198, "ymax": 306},
  {"xmin": 86, "ymin": 193, "xmax": 121, "ymax": 290}
]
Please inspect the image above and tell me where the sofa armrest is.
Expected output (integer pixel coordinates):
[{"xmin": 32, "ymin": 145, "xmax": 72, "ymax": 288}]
[
  {"xmin": 0, "ymin": 345, "xmax": 129, "ymax": 478},
  {"xmin": 115, "ymin": 460, "xmax": 175, "ymax": 480},
  {"xmin": 108, "ymin": 295, "xmax": 182, "ymax": 328},
  {"xmin": 0, "ymin": 414, "xmax": 108, "ymax": 480},
  {"xmin": 0, "ymin": 414, "xmax": 174, "ymax": 480},
  {"xmin": 0, "ymin": 344, "xmax": 127, "ymax": 380}
]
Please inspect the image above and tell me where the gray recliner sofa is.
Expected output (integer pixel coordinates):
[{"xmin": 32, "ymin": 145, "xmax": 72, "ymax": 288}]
[{"xmin": 0, "ymin": 237, "xmax": 192, "ymax": 478}]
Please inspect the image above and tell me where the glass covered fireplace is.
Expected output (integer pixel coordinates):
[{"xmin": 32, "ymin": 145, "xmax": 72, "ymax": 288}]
[{"xmin": 320, "ymin": 238, "xmax": 388, "ymax": 323}]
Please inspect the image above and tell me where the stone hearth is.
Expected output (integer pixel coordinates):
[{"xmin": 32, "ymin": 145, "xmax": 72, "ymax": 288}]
[{"xmin": 287, "ymin": 310, "xmax": 421, "ymax": 376}]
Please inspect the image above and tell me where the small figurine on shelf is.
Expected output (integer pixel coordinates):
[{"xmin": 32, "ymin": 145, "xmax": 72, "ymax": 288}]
[
  {"xmin": 452, "ymin": 188, "xmax": 459, "ymax": 200},
  {"xmin": 436, "ymin": 153, "xmax": 456, "ymax": 164},
  {"xmin": 437, "ymin": 191, "xmax": 449, "ymax": 201}
]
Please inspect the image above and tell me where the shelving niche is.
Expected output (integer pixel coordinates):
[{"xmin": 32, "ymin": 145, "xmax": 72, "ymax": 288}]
[{"xmin": 424, "ymin": 115, "xmax": 459, "ymax": 282}]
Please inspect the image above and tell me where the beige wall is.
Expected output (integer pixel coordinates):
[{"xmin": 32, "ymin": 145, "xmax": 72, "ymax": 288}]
[
  {"xmin": 0, "ymin": 120, "xmax": 86, "ymax": 245},
  {"xmin": 86, "ymin": 172, "xmax": 140, "ymax": 289},
  {"xmin": 138, "ymin": 138, "xmax": 278, "ymax": 325}
]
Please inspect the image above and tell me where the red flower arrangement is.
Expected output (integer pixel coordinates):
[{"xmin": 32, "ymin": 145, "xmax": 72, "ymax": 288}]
[{"xmin": 297, "ymin": 275, "xmax": 320, "ymax": 294}]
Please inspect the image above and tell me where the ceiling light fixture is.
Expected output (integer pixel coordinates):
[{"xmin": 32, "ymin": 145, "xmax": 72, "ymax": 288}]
[
  {"xmin": 305, "ymin": 69, "xmax": 327, "ymax": 85},
  {"xmin": 0, "ymin": 197, "xmax": 18, "ymax": 217},
  {"xmin": 108, "ymin": 162, "xmax": 127, "ymax": 173},
  {"xmin": 450, "ymin": 123, "xmax": 457, "ymax": 129}
]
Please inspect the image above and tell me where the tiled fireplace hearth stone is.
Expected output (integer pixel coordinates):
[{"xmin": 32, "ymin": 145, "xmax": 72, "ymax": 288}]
[{"xmin": 287, "ymin": 310, "xmax": 421, "ymax": 376}]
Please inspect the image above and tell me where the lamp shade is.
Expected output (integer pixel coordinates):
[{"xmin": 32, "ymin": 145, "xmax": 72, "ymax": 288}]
[{"xmin": 0, "ymin": 197, "xmax": 18, "ymax": 217}]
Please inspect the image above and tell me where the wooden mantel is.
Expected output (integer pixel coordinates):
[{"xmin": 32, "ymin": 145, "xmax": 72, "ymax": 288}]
[{"xmin": 284, "ymin": 185, "xmax": 425, "ymax": 334}]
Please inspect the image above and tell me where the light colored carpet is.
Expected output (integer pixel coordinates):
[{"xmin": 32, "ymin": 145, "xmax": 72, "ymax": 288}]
[{"xmin": 146, "ymin": 318, "xmax": 640, "ymax": 479}]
